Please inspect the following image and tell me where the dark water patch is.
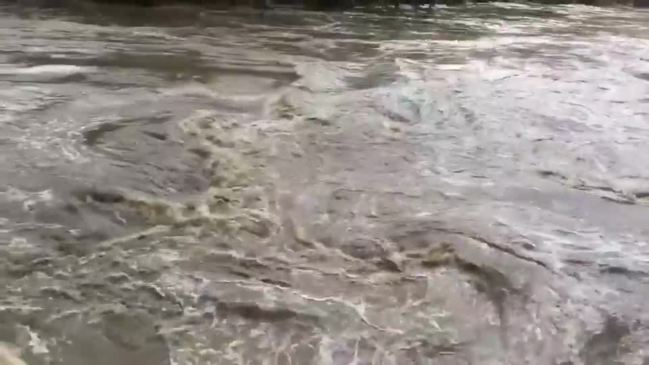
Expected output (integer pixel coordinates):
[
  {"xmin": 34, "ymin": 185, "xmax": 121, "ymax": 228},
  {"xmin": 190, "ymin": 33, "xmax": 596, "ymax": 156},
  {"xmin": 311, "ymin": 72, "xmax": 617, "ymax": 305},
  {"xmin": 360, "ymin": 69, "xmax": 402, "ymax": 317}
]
[
  {"xmin": 197, "ymin": 294, "xmax": 321, "ymax": 324},
  {"xmin": 0, "ymin": 72, "xmax": 90, "ymax": 84},
  {"xmin": 341, "ymin": 237, "xmax": 387, "ymax": 259},
  {"xmin": 83, "ymin": 114, "xmax": 172, "ymax": 146},
  {"xmin": 599, "ymin": 264, "xmax": 649, "ymax": 278},
  {"xmin": 634, "ymin": 72, "xmax": 649, "ymax": 81},
  {"xmin": 142, "ymin": 130, "xmax": 168, "ymax": 141},
  {"xmin": 580, "ymin": 317, "xmax": 630, "ymax": 365},
  {"xmin": 75, "ymin": 189, "xmax": 126, "ymax": 204}
]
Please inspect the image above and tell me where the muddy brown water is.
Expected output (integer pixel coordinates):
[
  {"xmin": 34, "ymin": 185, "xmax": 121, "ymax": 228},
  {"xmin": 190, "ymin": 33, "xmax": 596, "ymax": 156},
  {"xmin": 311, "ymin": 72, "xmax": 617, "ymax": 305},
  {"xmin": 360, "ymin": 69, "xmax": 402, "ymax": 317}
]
[{"xmin": 0, "ymin": 2, "xmax": 649, "ymax": 364}]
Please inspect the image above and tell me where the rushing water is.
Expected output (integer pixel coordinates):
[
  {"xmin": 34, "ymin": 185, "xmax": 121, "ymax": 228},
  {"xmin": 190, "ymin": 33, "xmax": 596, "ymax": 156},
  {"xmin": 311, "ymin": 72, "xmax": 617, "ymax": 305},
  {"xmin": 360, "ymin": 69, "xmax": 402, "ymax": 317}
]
[{"xmin": 0, "ymin": 2, "xmax": 648, "ymax": 364}]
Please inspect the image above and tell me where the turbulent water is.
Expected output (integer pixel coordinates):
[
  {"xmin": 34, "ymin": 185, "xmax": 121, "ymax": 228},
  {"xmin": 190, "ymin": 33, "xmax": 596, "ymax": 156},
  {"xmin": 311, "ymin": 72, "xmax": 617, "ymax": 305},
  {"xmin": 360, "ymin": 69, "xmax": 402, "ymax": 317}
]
[{"xmin": 0, "ymin": 2, "xmax": 649, "ymax": 364}]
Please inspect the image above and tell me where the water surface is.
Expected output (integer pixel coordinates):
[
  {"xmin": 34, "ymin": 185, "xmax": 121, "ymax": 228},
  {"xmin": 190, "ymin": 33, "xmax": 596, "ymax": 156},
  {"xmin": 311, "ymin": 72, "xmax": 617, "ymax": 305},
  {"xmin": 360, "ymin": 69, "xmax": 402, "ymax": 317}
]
[{"xmin": 1, "ymin": 2, "xmax": 649, "ymax": 364}]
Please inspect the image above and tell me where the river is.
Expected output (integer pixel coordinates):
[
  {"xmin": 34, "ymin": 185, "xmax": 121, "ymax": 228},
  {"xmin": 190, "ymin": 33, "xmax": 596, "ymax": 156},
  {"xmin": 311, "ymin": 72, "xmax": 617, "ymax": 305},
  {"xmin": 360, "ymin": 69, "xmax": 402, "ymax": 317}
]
[{"xmin": 0, "ymin": 2, "xmax": 648, "ymax": 364}]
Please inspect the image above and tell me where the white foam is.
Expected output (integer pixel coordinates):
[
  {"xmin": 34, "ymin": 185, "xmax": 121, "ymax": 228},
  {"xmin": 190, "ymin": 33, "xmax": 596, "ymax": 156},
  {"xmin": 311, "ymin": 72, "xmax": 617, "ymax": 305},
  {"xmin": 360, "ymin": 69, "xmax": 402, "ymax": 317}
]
[
  {"xmin": 16, "ymin": 325, "xmax": 49, "ymax": 356},
  {"xmin": 0, "ymin": 65, "xmax": 94, "ymax": 76}
]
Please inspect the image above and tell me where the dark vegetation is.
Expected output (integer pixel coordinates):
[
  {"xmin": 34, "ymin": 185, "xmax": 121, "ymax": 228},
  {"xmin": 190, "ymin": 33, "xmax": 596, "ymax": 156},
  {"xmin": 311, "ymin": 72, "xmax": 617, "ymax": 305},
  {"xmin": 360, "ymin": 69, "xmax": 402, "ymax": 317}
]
[{"xmin": 58, "ymin": 0, "xmax": 643, "ymax": 10}]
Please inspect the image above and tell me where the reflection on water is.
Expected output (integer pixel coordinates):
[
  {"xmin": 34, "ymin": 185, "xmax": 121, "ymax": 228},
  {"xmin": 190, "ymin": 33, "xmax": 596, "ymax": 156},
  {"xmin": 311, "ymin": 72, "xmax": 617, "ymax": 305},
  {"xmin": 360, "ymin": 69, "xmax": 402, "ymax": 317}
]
[{"xmin": 1, "ymin": 2, "xmax": 649, "ymax": 364}]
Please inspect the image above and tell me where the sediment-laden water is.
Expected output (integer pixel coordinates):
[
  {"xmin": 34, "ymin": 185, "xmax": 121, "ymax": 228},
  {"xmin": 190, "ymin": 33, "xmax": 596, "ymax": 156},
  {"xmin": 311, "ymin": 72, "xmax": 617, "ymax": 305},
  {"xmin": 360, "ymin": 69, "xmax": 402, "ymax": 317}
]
[{"xmin": 0, "ymin": 2, "xmax": 648, "ymax": 364}]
